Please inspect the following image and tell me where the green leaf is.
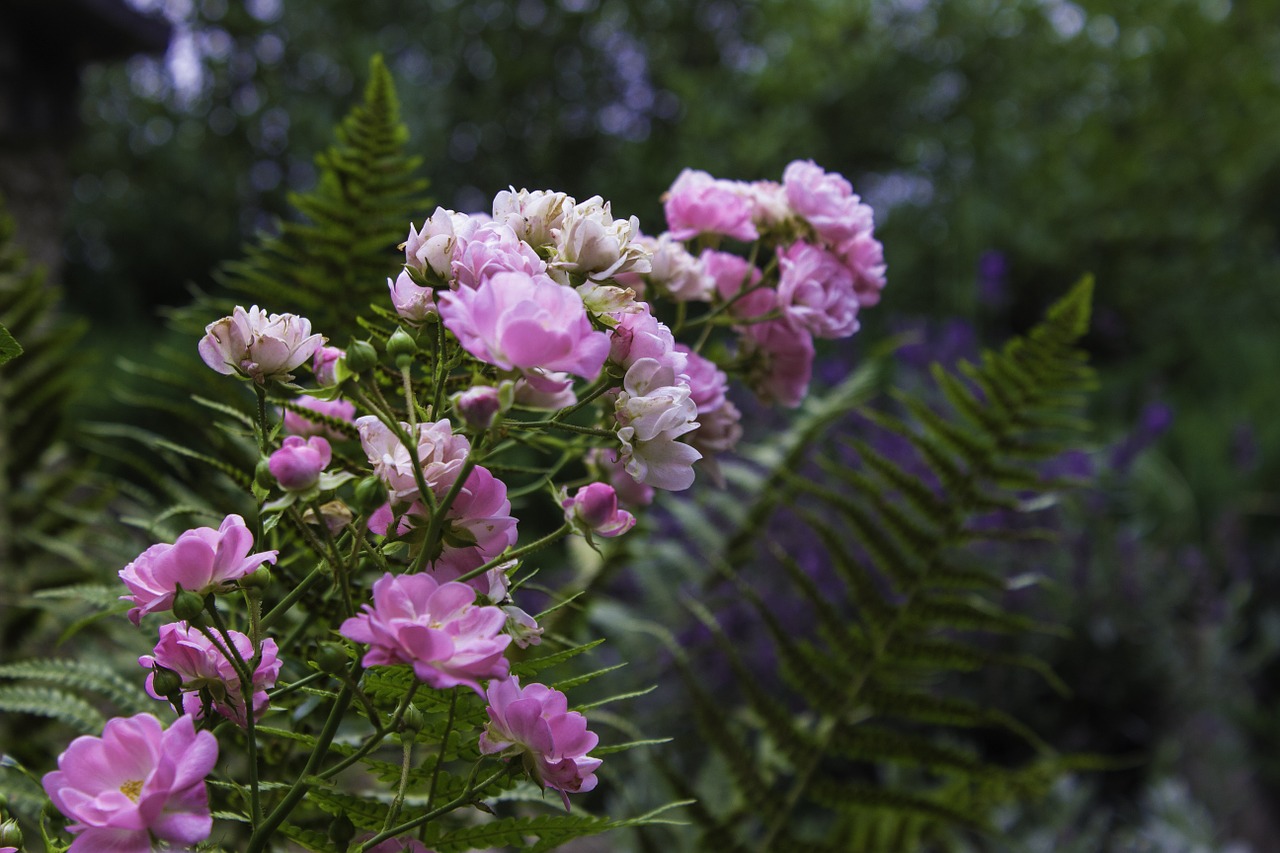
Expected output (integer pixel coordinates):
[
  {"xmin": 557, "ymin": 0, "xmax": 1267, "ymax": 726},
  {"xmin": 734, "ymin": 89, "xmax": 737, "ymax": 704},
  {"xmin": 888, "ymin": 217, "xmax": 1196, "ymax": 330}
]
[{"xmin": 0, "ymin": 320, "xmax": 20, "ymax": 363}]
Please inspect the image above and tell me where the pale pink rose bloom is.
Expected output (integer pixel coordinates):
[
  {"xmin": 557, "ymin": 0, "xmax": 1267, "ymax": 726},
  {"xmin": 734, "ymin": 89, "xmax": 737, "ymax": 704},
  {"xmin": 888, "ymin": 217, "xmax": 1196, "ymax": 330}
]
[
  {"xmin": 269, "ymin": 435, "xmax": 331, "ymax": 491},
  {"xmin": 479, "ymin": 676, "xmax": 601, "ymax": 809},
  {"xmin": 701, "ymin": 249, "xmax": 774, "ymax": 320},
  {"xmin": 614, "ymin": 358, "xmax": 702, "ymax": 491},
  {"xmin": 642, "ymin": 232, "xmax": 714, "ymax": 302},
  {"xmin": 139, "ymin": 621, "xmax": 281, "ymax": 726},
  {"xmin": 676, "ymin": 345, "xmax": 729, "ymax": 415},
  {"xmin": 839, "ymin": 231, "xmax": 887, "ymax": 307},
  {"xmin": 742, "ymin": 179, "xmax": 793, "ymax": 229},
  {"xmin": 283, "ymin": 394, "xmax": 356, "ymax": 440},
  {"xmin": 367, "ymin": 466, "xmax": 518, "ymax": 588},
  {"xmin": 491, "ymin": 187, "xmax": 569, "ymax": 250},
  {"xmin": 502, "ymin": 604, "xmax": 544, "ymax": 648},
  {"xmin": 548, "ymin": 195, "xmax": 651, "ymax": 283},
  {"xmin": 312, "ymin": 345, "xmax": 344, "ymax": 384},
  {"xmin": 742, "ymin": 316, "xmax": 815, "ymax": 408},
  {"xmin": 776, "ymin": 241, "xmax": 860, "ymax": 339},
  {"xmin": 389, "ymin": 269, "xmax": 436, "ymax": 324},
  {"xmin": 608, "ymin": 306, "xmax": 687, "ymax": 375},
  {"xmin": 42, "ymin": 713, "xmax": 218, "ymax": 852},
  {"xmin": 451, "ymin": 221, "xmax": 547, "ymax": 289},
  {"xmin": 438, "ymin": 270, "xmax": 609, "ymax": 381},
  {"xmin": 198, "ymin": 305, "xmax": 325, "ymax": 383},
  {"xmin": 405, "ymin": 207, "xmax": 484, "ymax": 280},
  {"xmin": 782, "ymin": 159, "xmax": 874, "ymax": 246},
  {"xmin": 562, "ymin": 483, "xmax": 636, "ymax": 538},
  {"xmin": 513, "ymin": 370, "xmax": 578, "ymax": 410},
  {"xmin": 340, "ymin": 572, "xmax": 510, "ymax": 695},
  {"xmin": 119, "ymin": 515, "xmax": 278, "ymax": 625},
  {"xmin": 675, "ymin": 345, "xmax": 743, "ymax": 480},
  {"xmin": 356, "ymin": 416, "xmax": 470, "ymax": 502},
  {"xmin": 587, "ymin": 448, "xmax": 654, "ymax": 507},
  {"xmin": 663, "ymin": 168, "xmax": 758, "ymax": 242},
  {"xmin": 430, "ymin": 465, "xmax": 519, "ymax": 579}
]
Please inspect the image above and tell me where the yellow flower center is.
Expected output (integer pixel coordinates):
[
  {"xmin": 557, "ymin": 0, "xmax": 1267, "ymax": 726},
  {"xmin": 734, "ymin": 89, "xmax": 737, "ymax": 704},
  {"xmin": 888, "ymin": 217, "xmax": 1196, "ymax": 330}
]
[{"xmin": 119, "ymin": 779, "xmax": 143, "ymax": 802}]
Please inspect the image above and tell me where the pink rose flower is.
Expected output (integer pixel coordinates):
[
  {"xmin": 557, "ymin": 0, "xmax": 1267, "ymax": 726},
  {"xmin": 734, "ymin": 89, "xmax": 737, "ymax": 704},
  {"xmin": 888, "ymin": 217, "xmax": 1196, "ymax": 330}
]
[
  {"xmin": 776, "ymin": 241, "xmax": 860, "ymax": 339},
  {"xmin": 119, "ymin": 515, "xmax": 278, "ymax": 625},
  {"xmin": 641, "ymin": 232, "xmax": 714, "ymax": 302},
  {"xmin": 608, "ymin": 307, "xmax": 686, "ymax": 374},
  {"xmin": 282, "ymin": 394, "xmax": 356, "ymax": 440},
  {"xmin": 42, "ymin": 713, "xmax": 218, "ymax": 852},
  {"xmin": 547, "ymin": 195, "xmax": 651, "ymax": 283},
  {"xmin": 838, "ymin": 230, "xmax": 887, "ymax": 308},
  {"xmin": 388, "ymin": 269, "xmax": 437, "ymax": 324},
  {"xmin": 614, "ymin": 358, "xmax": 702, "ymax": 491},
  {"xmin": 269, "ymin": 435, "xmax": 332, "ymax": 491},
  {"xmin": 356, "ymin": 416, "xmax": 470, "ymax": 503},
  {"xmin": 340, "ymin": 572, "xmax": 511, "ymax": 695},
  {"xmin": 198, "ymin": 305, "xmax": 325, "ymax": 383},
  {"xmin": 451, "ymin": 221, "xmax": 547, "ymax": 289},
  {"xmin": 513, "ymin": 370, "xmax": 578, "ymax": 410},
  {"xmin": 368, "ymin": 465, "xmax": 518, "ymax": 584},
  {"xmin": 701, "ymin": 249, "xmax": 774, "ymax": 320},
  {"xmin": 479, "ymin": 676, "xmax": 601, "ymax": 809},
  {"xmin": 139, "ymin": 621, "xmax": 281, "ymax": 726},
  {"xmin": 492, "ymin": 187, "xmax": 569, "ymax": 249},
  {"xmin": 438, "ymin": 270, "xmax": 610, "ymax": 381},
  {"xmin": 405, "ymin": 208, "xmax": 484, "ymax": 280},
  {"xmin": 562, "ymin": 483, "xmax": 636, "ymax": 538},
  {"xmin": 312, "ymin": 345, "xmax": 344, "ymax": 384},
  {"xmin": 742, "ymin": 316, "xmax": 815, "ymax": 408},
  {"xmin": 663, "ymin": 168, "xmax": 758, "ymax": 243},
  {"xmin": 587, "ymin": 448, "xmax": 654, "ymax": 508},
  {"xmin": 782, "ymin": 159, "xmax": 873, "ymax": 246}
]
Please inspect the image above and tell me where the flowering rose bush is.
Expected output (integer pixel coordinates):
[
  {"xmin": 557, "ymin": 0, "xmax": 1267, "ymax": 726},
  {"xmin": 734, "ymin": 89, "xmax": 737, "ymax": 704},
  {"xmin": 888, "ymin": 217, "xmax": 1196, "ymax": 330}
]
[{"xmin": 24, "ymin": 156, "xmax": 884, "ymax": 851}]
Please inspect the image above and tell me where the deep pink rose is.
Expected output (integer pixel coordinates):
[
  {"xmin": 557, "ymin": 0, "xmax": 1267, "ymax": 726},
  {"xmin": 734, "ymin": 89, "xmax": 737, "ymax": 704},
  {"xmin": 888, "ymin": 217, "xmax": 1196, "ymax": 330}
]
[
  {"xmin": 663, "ymin": 168, "xmax": 758, "ymax": 243},
  {"xmin": 777, "ymin": 241, "xmax": 860, "ymax": 339},
  {"xmin": 119, "ymin": 515, "xmax": 278, "ymax": 625},
  {"xmin": 742, "ymin": 317, "xmax": 815, "ymax": 409},
  {"xmin": 42, "ymin": 713, "xmax": 218, "ymax": 852},
  {"xmin": 269, "ymin": 435, "xmax": 331, "ymax": 491},
  {"xmin": 139, "ymin": 621, "xmax": 281, "ymax": 726},
  {"xmin": 340, "ymin": 572, "xmax": 511, "ymax": 695},
  {"xmin": 562, "ymin": 483, "xmax": 636, "ymax": 538},
  {"xmin": 438, "ymin": 270, "xmax": 610, "ymax": 382},
  {"xmin": 479, "ymin": 676, "xmax": 601, "ymax": 809}
]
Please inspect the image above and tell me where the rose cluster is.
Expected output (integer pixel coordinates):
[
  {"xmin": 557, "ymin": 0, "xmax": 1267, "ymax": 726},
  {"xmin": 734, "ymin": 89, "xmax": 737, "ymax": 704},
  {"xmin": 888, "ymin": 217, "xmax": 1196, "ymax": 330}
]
[{"xmin": 40, "ymin": 159, "xmax": 883, "ymax": 850}]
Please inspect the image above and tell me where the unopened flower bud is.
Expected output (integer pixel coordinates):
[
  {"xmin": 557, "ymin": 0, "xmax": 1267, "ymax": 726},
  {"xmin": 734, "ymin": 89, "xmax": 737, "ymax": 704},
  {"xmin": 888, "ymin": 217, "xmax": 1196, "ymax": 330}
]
[
  {"xmin": 241, "ymin": 567, "xmax": 272, "ymax": 591},
  {"xmin": 315, "ymin": 643, "xmax": 350, "ymax": 676},
  {"xmin": 562, "ymin": 482, "xmax": 636, "ymax": 538},
  {"xmin": 0, "ymin": 818, "xmax": 22, "ymax": 848},
  {"xmin": 452, "ymin": 385, "xmax": 503, "ymax": 431},
  {"xmin": 352, "ymin": 476, "xmax": 387, "ymax": 514},
  {"xmin": 328, "ymin": 813, "xmax": 356, "ymax": 849},
  {"xmin": 387, "ymin": 326, "xmax": 417, "ymax": 367},
  {"xmin": 312, "ymin": 345, "xmax": 345, "ymax": 385},
  {"xmin": 172, "ymin": 589, "xmax": 206, "ymax": 623},
  {"xmin": 150, "ymin": 665, "xmax": 184, "ymax": 698},
  {"xmin": 268, "ymin": 435, "xmax": 332, "ymax": 491},
  {"xmin": 400, "ymin": 704, "xmax": 425, "ymax": 735},
  {"xmin": 344, "ymin": 338, "xmax": 378, "ymax": 374},
  {"xmin": 254, "ymin": 458, "xmax": 275, "ymax": 490}
]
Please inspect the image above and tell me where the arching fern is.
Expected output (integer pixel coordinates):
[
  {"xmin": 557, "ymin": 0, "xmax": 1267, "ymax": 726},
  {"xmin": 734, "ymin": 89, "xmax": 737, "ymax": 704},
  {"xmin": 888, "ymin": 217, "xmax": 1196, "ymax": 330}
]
[{"xmin": 609, "ymin": 279, "xmax": 1097, "ymax": 851}]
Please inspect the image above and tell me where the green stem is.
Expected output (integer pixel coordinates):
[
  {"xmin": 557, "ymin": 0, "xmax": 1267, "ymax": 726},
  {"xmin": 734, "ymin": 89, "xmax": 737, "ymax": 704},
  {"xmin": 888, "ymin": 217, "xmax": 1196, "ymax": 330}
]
[
  {"xmin": 318, "ymin": 683, "xmax": 419, "ymax": 781},
  {"xmin": 424, "ymin": 688, "xmax": 458, "ymax": 813},
  {"xmin": 384, "ymin": 733, "xmax": 415, "ymax": 831},
  {"xmin": 246, "ymin": 684, "xmax": 354, "ymax": 853},
  {"xmin": 455, "ymin": 521, "xmax": 573, "ymax": 584},
  {"xmin": 203, "ymin": 604, "xmax": 262, "ymax": 826},
  {"xmin": 552, "ymin": 375, "xmax": 615, "ymax": 422},
  {"xmin": 402, "ymin": 364, "xmax": 418, "ymax": 429},
  {"xmin": 260, "ymin": 565, "xmax": 327, "ymax": 631},
  {"xmin": 360, "ymin": 765, "xmax": 503, "ymax": 851}
]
